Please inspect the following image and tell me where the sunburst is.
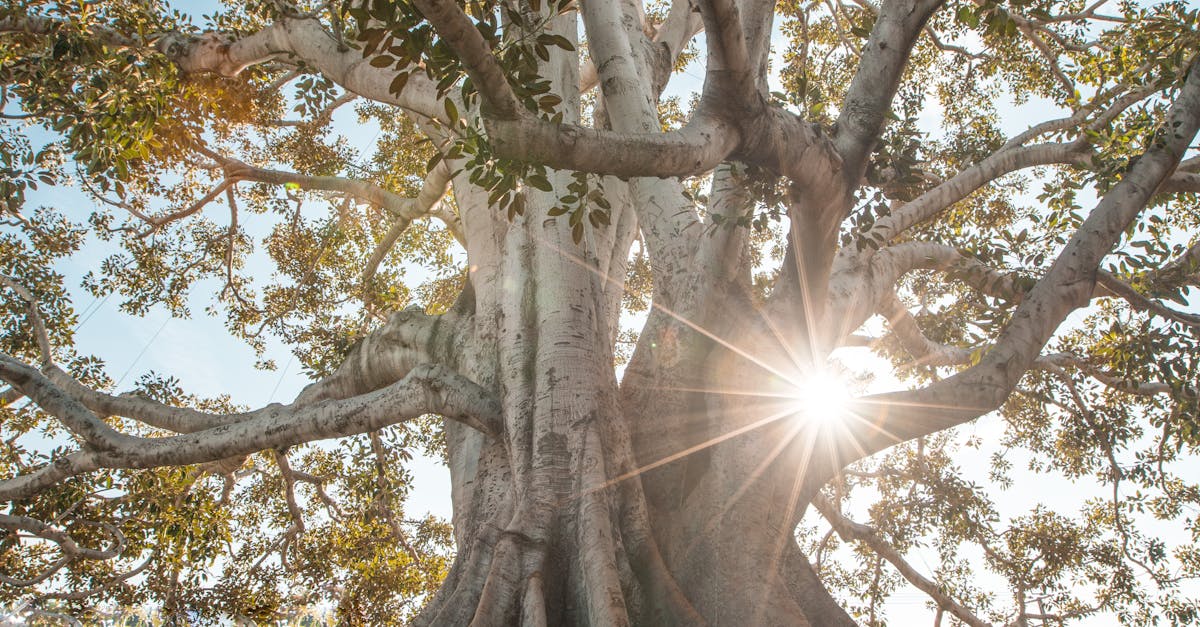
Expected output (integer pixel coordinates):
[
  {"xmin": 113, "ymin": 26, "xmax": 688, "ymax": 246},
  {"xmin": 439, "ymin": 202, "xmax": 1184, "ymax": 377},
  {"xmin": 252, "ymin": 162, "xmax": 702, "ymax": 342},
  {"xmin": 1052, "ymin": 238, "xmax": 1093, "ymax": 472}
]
[{"xmin": 788, "ymin": 369, "xmax": 853, "ymax": 426}]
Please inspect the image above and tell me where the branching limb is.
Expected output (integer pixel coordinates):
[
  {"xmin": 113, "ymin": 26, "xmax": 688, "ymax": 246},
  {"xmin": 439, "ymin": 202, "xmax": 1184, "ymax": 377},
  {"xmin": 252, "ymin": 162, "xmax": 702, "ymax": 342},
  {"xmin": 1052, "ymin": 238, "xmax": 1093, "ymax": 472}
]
[
  {"xmin": 1000, "ymin": 81, "xmax": 1159, "ymax": 151},
  {"xmin": 0, "ymin": 355, "xmax": 137, "ymax": 452},
  {"xmin": 417, "ymin": 0, "xmax": 728, "ymax": 175},
  {"xmin": 830, "ymin": 240, "xmax": 1026, "ymax": 345},
  {"xmin": 136, "ymin": 179, "xmax": 232, "ymax": 236},
  {"xmin": 860, "ymin": 79, "xmax": 1164, "ymax": 250},
  {"xmin": 200, "ymin": 146, "xmax": 462, "ymax": 237},
  {"xmin": 867, "ymin": 241, "xmax": 1026, "ymax": 301},
  {"xmin": 40, "ymin": 552, "xmax": 155, "ymax": 601},
  {"xmin": 864, "ymin": 142, "xmax": 1088, "ymax": 245},
  {"xmin": 30, "ymin": 309, "xmax": 468, "ymax": 443},
  {"xmin": 363, "ymin": 161, "xmax": 457, "ymax": 294},
  {"xmin": 295, "ymin": 307, "xmax": 473, "ymax": 403},
  {"xmin": 0, "ymin": 514, "xmax": 124, "ymax": 561},
  {"xmin": 880, "ymin": 294, "xmax": 974, "ymax": 367},
  {"xmin": 1040, "ymin": 353, "xmax": 1176, "ymax": 397},
  {"xmin": 579, "ymin": 0, "xmax": 708, "ymax": 299},
  {"xmin": 1094, "ymin": 271, "xmax": 1200, "ymax": 329},
  {"xmin": 833, "ymin": 0, "xmax": 946, "ymax": 189},
  {"xmin": 810, "ymin": 492, "xmax": 989, "ymax": 627},
  {"xmin": 1006, "ymin": 8, "xmax": 1074, "ymax": 92},
  {"xmin": 841, "ymin": 59, "xmax": 1200, "ymax": 462},
  {"xmin": 0, "ymin": 362, "xmax": 500, "ymax": 505},
  {"xmin": 369, "ymin": 431, "xmax": 424, "ymax": 570},
  {"xmin": 272, "ymin": 450, "xmax": 308, "ymax": 533},
  {"xmin": 165, "ymin": 18, "xmax": 440, "ymax": 119}
]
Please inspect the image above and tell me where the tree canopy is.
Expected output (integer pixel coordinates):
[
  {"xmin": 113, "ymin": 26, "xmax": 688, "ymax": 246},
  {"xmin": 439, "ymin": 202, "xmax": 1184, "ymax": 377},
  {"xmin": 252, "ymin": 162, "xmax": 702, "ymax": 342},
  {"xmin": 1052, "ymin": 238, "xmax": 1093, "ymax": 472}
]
[{"xmin": 1, "ymin": 0, "xmax": 1199, "ymax": 624}]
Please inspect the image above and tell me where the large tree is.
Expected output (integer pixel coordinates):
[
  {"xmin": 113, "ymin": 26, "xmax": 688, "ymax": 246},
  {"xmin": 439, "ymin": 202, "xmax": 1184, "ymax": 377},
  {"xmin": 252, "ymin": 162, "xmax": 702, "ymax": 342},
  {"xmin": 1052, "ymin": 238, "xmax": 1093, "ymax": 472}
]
[{"xmin": 1, "ymin": 0, "xmax": 1199, "ymax": 624}]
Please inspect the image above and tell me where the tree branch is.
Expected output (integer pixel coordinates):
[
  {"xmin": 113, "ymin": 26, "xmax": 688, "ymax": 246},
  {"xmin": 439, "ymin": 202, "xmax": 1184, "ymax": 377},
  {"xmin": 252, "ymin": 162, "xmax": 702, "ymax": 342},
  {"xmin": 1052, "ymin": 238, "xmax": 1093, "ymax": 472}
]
[
  {"xmin": 833, "ymin": 0, "xmax": 945, "ymax": 188},
  {"xmin": 0, "ymin": 361, "xmax": 501, "ymax": 506},
  {"xmin": 842, "ymin": 59, "xmax": 1200, "ymax": 462},
  {"xmin": 0, "ymin": 514, "xmax": 125, "ymax": 561},
  {"xmin": 880, "ymin": 294, "xmax": 975, "ymax": 367},
  {"xmin": 0, "ymin": 355, "xmax": 136, "ymax": 452},
  {"xmin": 137, "ymin": 179, "xmax": 232, "ymax": 235},
  {"xmin": 165, "ymin": 18, "xmax": 440, "ymax": 119},
  {"xmin": 1094, "ymin": 271, "xmax": 1200, "ymax": 329},
  {"xmin": 362, "ymin": 161, "xmax": 456, "ymax": 292},
  {"xmin": 0, "ymin": 14, "xmax": 136, "ymax": 47},
  {"xmin": 811, "ymin": 492, "xmax": 990, "ymax": 627},
  {"xmin": 864, "ymin": 142, "xmax": 1088, "ymax": 244}
]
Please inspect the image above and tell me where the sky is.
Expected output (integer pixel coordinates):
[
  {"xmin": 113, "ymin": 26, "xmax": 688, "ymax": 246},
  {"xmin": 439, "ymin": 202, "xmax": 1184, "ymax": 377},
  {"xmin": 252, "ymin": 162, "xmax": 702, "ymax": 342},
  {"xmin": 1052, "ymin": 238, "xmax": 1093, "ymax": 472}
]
[{"xmin": 5, "ymin": 1, "xmax": 1199, "ymax": 624}]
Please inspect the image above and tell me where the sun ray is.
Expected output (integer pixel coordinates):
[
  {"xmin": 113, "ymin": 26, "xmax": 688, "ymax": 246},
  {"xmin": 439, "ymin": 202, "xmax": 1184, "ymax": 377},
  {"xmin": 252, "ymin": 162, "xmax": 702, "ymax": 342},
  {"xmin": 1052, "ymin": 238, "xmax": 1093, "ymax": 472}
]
[
  {"xmin": 527, "ymin": 226, "xmax": 809, "ymax": 383},
  {"xmin": 570, "ymin": 406, "xmax": 800, "ymax": 502},
  {"xmin": 684, "ymin": 418, "xmax": 808, "ymax": 555}
]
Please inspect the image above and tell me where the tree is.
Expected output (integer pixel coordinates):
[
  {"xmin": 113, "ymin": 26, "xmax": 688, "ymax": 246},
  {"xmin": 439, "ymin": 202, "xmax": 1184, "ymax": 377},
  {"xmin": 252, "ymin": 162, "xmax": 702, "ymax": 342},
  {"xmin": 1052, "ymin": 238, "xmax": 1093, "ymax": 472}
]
[{"xmin": 1, "ymin": 0, "xmax": 1199, "ymax": 623}]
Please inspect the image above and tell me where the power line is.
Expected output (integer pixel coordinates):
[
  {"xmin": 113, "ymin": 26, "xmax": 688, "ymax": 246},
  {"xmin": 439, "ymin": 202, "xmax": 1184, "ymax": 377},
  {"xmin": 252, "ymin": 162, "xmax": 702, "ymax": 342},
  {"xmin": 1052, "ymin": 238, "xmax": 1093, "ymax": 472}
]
[
  {"xmin": 72, "ymin": 291, "xmax": 111, "ymax": 332},
  {"xmin": 115, "ymin": 316, "xmax": 170, "ymax": 388},
  {"xmin": 267, "ymin": 353, "xmax": 295, "ymax": 404}
]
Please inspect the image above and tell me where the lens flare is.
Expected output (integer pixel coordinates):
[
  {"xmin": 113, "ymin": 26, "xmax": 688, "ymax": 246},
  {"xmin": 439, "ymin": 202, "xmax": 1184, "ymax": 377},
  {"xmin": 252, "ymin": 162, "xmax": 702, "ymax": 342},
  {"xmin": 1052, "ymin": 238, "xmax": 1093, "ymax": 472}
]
[{"xmin": 791, "ymin": 371, "xmax": 852, "ymax": 424}]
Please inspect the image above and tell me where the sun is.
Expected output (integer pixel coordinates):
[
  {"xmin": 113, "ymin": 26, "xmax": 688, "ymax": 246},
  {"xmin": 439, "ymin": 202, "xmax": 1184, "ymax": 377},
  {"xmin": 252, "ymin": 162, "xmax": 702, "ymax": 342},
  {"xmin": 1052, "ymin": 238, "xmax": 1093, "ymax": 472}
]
[{"xmin": 790, "ymin": 370, "xmax": 853, "ymax": 425}]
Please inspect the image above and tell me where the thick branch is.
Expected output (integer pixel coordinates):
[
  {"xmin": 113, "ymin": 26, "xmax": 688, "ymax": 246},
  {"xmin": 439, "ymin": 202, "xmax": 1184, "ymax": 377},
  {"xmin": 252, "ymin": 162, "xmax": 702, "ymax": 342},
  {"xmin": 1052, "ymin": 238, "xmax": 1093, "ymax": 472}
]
[
  {"xmin": 1160, "ymin": 171, "xmax": 1200, "ymax": 195},
  {"xmin": 866, "ymin": 143, "xmax": 1088, "ymax": 243},
  {"xmin": 830, "ymin": 240, "xmax": 1026, "ymax": 345},
  {"xmin": 0, "ymin": 363, "xmax": 500, "ymax": 504},
  {"xmin": 484, "ymin": 112, "xmax": 740, "ymax": 178},
  {"xmin": 700, "ymin": 0, "xmax": 752, "ymax": 80},
  {"xmin": 0, "ymin": 355, "xmax": 135, "ymax": 452},
  {"xmin": 408, "ymin": 0, "xmax": 520, "ymax": 119},
  {"xmin": 880, "ymin": 294, "xmax": 975, "ymax": 367},
  {"xmin": 166, "ymin": 18, "xmax": 439, "ymax": 119},
  {"xmin": 870, "ymin": 241, "xmax": 1026, "ymax": 299},
  {"xmin": 842, "ymin": 59, "xmax": 1200, "ymax": 461},
  {"xmin": 834, "ymin": 0, "xmax": 945, "ymax": 186}
]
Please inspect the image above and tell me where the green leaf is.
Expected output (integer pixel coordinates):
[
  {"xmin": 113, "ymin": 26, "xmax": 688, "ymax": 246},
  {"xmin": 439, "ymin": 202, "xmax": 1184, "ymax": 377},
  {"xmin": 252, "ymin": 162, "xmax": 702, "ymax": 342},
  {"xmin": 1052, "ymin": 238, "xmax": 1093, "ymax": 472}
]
[
  {"xmin": 537, "ymin": 34, "xmax": 575, "ymax": 51},
  {"xmin": 526, "ymin": 174, "xmax": 552, "ymax": 192},
  {"xmin": 389, "ymin": 71, "xmax": 410, "ymax": 95}
]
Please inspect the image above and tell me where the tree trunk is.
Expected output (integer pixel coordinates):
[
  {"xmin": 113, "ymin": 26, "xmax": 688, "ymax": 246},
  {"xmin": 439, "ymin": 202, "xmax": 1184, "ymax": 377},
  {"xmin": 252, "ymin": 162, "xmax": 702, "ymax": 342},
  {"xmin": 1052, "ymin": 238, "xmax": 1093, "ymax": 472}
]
[{"xmin": 412, "ymin": 172, "xmax": 856, "ymax": 624}]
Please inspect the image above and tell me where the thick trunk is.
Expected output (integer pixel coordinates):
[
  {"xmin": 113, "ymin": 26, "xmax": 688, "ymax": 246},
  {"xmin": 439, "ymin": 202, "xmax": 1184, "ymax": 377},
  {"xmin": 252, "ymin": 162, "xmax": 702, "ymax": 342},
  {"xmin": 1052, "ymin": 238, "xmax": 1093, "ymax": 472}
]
[
  {"xmin": 378, "ymin": 4, "xmax": 855, "ymax": 623},
  {"xmin": 416, "ymin": 211, "xmax": 853, "ymax": 625},
  {"xmin": 424, "ymin": 341, "xmax": 856, "ymax": 625}
]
